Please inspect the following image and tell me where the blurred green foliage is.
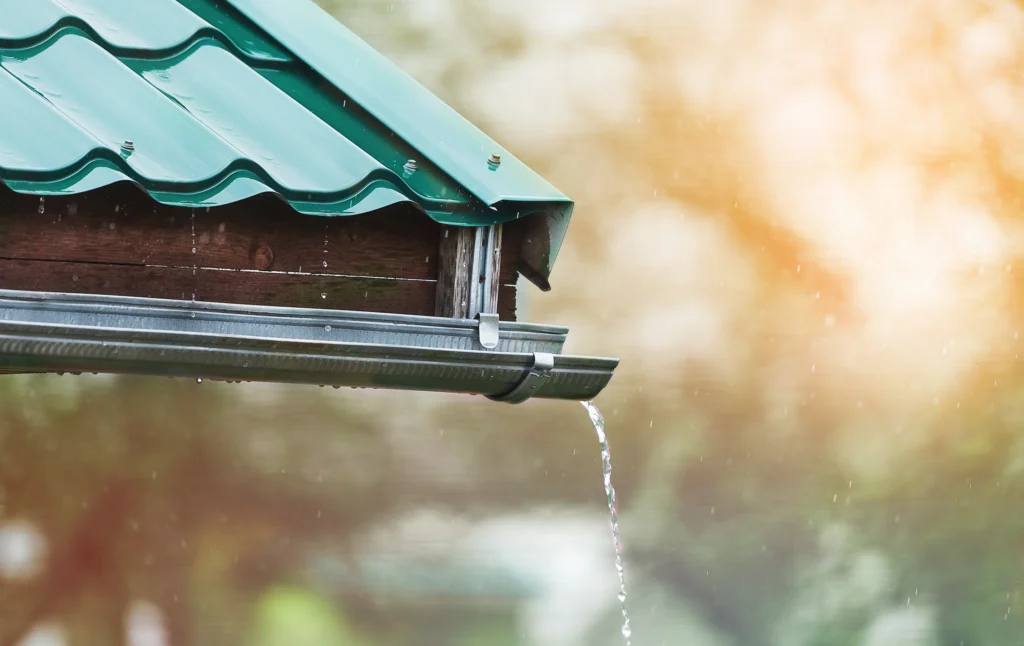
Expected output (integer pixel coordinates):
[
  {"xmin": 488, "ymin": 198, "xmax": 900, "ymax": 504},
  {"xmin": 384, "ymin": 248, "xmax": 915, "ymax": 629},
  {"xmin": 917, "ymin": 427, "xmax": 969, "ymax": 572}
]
[{"xmin": 249, "ymin": 586, "xmax": 362, "ymax": 646}]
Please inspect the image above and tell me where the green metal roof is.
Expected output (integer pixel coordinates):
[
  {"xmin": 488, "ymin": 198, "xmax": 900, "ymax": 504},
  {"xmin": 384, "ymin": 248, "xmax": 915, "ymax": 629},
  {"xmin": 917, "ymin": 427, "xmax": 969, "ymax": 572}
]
[{"xmin": 0, "ymin": 0, "xmax": 572, "ymax": 285}]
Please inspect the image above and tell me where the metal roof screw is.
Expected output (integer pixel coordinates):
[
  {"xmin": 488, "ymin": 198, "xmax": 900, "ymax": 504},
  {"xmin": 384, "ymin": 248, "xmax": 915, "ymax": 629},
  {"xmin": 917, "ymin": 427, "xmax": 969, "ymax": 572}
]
[
  {"xmin": 120, "ymin": 140, "xmax": 135, "ymax": 154},
  {"xmin": 403, "ymin": 159, "xmax": 418, "ymax": 174},
  {"xmin": 488, "ymin": 153, "xmax": 502, "ymax": 168}
]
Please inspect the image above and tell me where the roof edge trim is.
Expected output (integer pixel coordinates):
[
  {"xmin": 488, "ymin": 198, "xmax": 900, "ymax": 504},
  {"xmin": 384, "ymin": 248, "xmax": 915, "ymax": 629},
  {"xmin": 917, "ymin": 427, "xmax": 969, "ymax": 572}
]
[{"xmin": 223, "ymin": 0, "xmax": 572, "ymax": 210}]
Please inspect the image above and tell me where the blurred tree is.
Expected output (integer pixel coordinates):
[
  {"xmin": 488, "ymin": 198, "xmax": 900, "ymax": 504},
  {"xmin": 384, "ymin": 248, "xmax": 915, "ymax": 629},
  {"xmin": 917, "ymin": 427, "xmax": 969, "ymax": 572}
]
[
  {"xmin": 0, "ymin": 376, "xmax": 406, "ymax": 646},
  {"xmin": 248, "ymin": 585, "xmax": 362, "ymax": 646}
]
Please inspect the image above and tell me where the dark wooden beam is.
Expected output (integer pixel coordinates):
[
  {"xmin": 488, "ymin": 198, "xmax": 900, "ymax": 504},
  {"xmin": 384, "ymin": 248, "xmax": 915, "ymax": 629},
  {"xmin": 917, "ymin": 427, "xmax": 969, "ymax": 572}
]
[
  {"xmin": 0, "ymin": 184, "xmax": 520, "ymax": 319},
  {"xmin": 497, "ymin": 218, "xmax": 523, "ymax": 286},
  {"xmin": 0, "ymin": 189, "xmax": 440, "ymax": 280},
  {"xmin": 0, "ymin": 259, "xmax": 438, "ymax": 314}
]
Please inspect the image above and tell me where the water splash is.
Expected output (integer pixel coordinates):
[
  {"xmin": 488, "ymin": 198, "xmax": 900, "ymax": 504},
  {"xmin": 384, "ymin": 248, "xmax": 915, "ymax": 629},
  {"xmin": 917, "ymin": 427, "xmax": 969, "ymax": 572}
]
[{"xmin": 582, "ymin": 400, "xmax": 633, "ymax": 645}]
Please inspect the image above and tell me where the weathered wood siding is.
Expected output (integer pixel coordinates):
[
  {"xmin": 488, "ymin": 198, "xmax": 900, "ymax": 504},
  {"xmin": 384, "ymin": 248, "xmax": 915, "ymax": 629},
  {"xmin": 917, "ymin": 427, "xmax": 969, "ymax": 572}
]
[{"xmin": 0, "ymin": 185, "xmax": 520, "ymax": 319}]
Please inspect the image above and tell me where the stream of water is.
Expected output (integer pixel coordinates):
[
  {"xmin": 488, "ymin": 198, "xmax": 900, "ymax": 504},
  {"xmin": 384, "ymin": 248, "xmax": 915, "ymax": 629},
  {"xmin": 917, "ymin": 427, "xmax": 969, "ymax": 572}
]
[{"xmin": 581, "ymin": 400, "xmax": 633, "ymax": 645}]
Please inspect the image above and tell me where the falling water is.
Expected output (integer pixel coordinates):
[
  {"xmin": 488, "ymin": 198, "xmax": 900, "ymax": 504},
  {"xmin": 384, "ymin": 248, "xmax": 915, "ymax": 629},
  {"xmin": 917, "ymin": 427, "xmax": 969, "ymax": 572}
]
[{"xmin": 581, "ymin": 400, "xmax": 633, "ymax": 645}]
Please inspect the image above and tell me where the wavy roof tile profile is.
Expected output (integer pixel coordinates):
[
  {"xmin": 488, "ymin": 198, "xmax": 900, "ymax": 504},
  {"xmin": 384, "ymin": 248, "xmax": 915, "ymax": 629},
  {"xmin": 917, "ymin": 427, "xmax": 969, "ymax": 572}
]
[{"xmin": 0, "ymin": 0, "xmax": 572, "ymax": 286}]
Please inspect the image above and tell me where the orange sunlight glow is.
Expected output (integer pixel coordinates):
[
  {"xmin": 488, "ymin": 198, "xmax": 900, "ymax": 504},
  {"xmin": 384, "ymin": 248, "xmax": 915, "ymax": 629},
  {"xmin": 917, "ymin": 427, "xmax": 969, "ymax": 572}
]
[
  {"xmin": 449, "ymin": 0, "xmax": 1024, "ymax": 398},
  {"xmin": 735, "ymin": 0, "xmax": 1024, "ymax": 386}
]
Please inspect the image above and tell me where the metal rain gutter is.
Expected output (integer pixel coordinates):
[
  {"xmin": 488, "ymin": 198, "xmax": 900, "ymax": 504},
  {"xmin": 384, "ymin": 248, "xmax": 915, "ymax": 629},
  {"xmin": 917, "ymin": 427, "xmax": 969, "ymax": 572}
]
[{"xmin": 0, "ymin": 290, "xmax": 618, "ymax": 402}]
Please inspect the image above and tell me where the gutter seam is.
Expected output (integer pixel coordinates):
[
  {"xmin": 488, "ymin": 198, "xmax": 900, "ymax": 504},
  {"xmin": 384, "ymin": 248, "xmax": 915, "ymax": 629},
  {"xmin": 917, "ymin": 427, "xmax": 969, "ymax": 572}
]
[{"xmin": 487, "ymin": 352, "xmax": 555, "ymax": 404}]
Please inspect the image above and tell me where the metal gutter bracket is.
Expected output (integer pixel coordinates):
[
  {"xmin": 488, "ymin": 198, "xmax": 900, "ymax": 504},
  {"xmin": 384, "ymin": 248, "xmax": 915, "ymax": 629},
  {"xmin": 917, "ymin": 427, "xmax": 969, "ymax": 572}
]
[
  {"xmin": 488, "ymin": 352, "xmax": 555, "ymax": 404},
  {"xmin": 465, "ymin": 224, "xmax": 502, "ymax": 318},
  {"xmin": 476, "ymin": 312, "xmax": 500, "ymax": 349}
]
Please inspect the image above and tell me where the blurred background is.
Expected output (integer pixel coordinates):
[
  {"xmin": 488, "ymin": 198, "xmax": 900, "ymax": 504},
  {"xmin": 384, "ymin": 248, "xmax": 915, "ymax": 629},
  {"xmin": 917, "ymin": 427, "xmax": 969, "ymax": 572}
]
[{"xmin": 5, "ymin": 0, "xmax": 1024, "ymax": 644}]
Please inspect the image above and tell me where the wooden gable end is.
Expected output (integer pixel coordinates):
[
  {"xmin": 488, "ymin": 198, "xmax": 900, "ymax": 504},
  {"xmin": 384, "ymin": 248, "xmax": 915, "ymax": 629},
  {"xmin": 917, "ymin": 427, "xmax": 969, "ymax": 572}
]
[{"xmin": 0, "ymin": 184, "xmax": 520, "ymax": 320}]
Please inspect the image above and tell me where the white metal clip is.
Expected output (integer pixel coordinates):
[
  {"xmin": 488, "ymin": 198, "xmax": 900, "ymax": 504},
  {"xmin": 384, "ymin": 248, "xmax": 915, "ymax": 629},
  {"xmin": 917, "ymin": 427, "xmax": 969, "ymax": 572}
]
[{"xmin": 476, "ymin": 312, "xmax": 500, "ymax": 349}]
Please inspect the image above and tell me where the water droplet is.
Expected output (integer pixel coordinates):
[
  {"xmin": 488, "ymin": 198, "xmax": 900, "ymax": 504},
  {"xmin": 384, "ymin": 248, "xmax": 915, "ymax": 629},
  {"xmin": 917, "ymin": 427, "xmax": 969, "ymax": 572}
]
[
  {"xmin": 322, "ymin": 261, "xmax": 328, "ymax": 268},
  {"xmin": 191, "ymin": 247, "xmax": 196, "ymax": 254},
  {"xmin": 325, "ymin": 325, "xmax": 332, "ymax": 332},
  {"xmin": 321, "ymin": 293, "xmax": 327, "ymax": 299},
  {"xmin": 196, "ymin": 378, "xmax": 203, "ymax": 383},
  {"xmin": 37, "ymin": 197, "xmax": 45, "ymax": 214}
]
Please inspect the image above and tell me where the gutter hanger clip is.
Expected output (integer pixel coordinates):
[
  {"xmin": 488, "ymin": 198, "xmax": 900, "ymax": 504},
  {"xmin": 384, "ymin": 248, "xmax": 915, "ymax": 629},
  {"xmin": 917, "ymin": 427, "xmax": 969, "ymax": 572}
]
[
  {"xmin": 488, "ymin": 352, "xmax": 555, "ymax": 404},
  {"xmin": 476, "ymin": 312, "xmax": 500, "ymax": 350}
]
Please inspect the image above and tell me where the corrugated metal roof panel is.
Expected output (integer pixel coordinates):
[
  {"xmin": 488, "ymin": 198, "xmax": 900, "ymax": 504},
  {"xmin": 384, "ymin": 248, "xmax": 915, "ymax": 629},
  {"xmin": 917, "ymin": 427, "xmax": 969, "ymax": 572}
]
[{"xmin": 0, "ymin": 0, "xmax": 572, "ymax": 284}]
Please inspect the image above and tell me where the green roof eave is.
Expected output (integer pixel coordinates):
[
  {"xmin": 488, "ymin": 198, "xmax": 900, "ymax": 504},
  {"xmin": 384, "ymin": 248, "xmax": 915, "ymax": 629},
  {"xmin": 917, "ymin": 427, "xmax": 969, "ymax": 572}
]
[
  {"xmin": 224, "ymin": 0, "xmax": 574, "ymax": 286},
  {"xmin": 226, "ymin": 0, "xmax": 570, "ymax": 210}
]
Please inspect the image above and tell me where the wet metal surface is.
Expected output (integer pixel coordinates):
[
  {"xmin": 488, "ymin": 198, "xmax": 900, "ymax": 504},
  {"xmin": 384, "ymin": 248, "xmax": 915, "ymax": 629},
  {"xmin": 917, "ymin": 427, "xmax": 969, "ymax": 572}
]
[{"xmin": 0, "ymin": 290, "xmax": 617, "ymax": 400}]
